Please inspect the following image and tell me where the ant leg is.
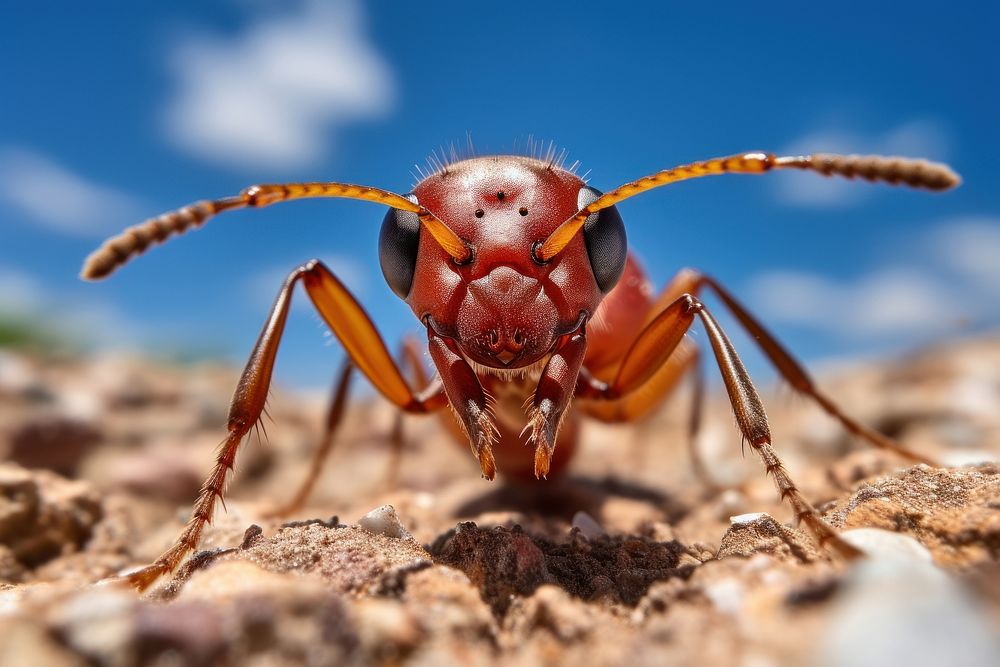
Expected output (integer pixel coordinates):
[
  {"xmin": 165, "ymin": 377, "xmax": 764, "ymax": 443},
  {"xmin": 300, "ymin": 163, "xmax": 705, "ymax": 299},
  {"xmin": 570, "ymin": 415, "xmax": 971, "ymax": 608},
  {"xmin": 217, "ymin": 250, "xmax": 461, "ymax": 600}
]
[
  {"xmin": 124, "ymin": 260, "xmax": 446, "ymax": 591},
  {"xmin": 427, "ymin": 332, "xmax": 499, "ymax": 479},
  {"xmin": 577, "ymin": 294, "xmax": 861, "ymax": 559},
  {"xmin": 634, "ymin": 268, "xmax": 933, "ymax": 465},
  {"xmin": 577, "ymin": 267, "xmax": 709, "ymax": 423},
  {"xmin": 693, "ymin": 272, "xmax": 934, "ymax": 465},
  {"xmin": 262, "ymin": 360, "xmax": 354, "ymax": 518},
  {"xmin": 525, "ymin": 332, "xmax": 589, "ymax": 478}
]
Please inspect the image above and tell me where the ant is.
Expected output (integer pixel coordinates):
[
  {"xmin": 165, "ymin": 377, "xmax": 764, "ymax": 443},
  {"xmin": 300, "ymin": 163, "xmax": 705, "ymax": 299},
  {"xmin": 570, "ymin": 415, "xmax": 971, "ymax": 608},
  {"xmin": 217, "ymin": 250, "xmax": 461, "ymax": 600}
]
[{"xmin": 82, "ymin": 147, "xmax": 959, "ymax": 590}]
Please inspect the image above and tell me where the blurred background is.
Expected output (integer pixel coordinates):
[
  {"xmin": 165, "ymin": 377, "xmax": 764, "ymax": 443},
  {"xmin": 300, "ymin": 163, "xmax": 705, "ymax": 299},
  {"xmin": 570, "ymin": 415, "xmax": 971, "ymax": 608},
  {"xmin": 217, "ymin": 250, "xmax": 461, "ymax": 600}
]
[{"xmin": 2, "ymin": 0, "xmax": 998, "ymax": 389}]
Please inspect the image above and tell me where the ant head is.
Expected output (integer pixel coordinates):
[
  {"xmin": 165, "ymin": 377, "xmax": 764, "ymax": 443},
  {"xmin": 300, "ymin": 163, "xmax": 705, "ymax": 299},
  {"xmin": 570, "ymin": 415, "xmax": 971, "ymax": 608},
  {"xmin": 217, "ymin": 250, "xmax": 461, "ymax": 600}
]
[{"xmin": 379, "ymin": 156, "xmax": 627, "ymax": 369}]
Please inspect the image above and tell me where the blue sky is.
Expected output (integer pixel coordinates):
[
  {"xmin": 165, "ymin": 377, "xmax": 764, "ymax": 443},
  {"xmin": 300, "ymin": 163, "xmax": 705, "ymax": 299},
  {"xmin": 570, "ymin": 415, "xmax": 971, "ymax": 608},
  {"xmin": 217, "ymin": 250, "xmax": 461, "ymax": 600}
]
[{"xmin": 2, "ymin": 1, "xmax": 998, "ymax": 390}]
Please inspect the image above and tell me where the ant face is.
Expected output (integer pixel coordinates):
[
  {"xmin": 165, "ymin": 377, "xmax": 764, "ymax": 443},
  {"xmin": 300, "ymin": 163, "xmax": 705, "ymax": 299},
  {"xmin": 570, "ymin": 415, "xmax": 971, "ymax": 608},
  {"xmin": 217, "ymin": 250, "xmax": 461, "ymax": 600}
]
[{"xmin": 392, "ymin": 157, "xmax": 606, "ymax": 369}]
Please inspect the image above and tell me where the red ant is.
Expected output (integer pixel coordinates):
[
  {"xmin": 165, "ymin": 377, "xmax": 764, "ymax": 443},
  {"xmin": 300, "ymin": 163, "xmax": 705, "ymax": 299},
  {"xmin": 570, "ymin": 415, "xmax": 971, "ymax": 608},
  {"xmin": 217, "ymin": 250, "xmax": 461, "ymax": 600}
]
[{"xmin": 82, "ymin": 148, "xmax": 959, "ymax": 590}]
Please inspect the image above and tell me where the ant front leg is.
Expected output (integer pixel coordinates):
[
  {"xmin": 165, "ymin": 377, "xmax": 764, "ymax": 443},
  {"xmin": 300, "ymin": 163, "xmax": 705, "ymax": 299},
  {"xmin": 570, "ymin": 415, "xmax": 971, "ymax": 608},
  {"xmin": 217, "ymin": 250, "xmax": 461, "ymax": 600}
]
[
  {"xmin": 124, "ymin": 259, "xmax": 446, "ymax": 591},
  {"xmin": 525, "ymin": 332, "xmax": 588, "ymax": 478},
  {"xmin": 427, "ymin": 333, "xmax": 499, "ymax": 479}
]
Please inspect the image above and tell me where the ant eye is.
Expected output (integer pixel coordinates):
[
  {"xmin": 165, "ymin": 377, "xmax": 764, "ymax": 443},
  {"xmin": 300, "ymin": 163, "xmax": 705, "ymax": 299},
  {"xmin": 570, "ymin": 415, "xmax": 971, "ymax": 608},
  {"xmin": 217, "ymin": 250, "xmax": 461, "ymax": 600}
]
[
  {"xmin": 475, "ymin": 209, "xmax": 485, "ymax": 218},
  {"xmin": 577, "ymin": 186, "xmax": 627, "ymax": 293},
  {"xmin": 379, "ymin": 194, "xmax": 421, "ymax": 299},
  {"xmin": 519, "ymin": 207, "xmax": 528, "ymax": 216}
]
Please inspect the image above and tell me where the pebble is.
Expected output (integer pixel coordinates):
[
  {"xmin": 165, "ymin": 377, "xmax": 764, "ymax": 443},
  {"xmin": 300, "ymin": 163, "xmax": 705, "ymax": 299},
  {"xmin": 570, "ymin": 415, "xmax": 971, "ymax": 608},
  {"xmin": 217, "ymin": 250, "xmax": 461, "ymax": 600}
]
[
  {"xmin": 729, "ymin": 512, "xmax": 767, "ymax": 525},
  {"xmin": 703, "ymin": 577, "xmax": 745, "ymax": 616},
  {"xmin": 571, "ymin": 511, "xmax": 605, "ymax": 539},
  {"xmin": 358, "ymin": 505, "xmax": 413, "ymax": 540},
  {"xmin": 822, "ymin": 528, "xmax": 1000, "ymax": 667},
  {"xmin": 50, "ymin": 588, "xmax": 136, "ymax": 662}
]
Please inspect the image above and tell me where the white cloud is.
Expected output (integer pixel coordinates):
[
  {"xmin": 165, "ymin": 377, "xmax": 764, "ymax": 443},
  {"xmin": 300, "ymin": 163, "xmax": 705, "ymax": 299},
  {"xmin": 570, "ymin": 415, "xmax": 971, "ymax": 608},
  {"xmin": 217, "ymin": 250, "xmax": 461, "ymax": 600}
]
[
  {"xmin": 164, "ymin": 0, "xmax": 393, "ymax": 171},
  {"xmin": 929, "ymin": 219, "xmax": 1000, "ymax": 295},
  {"xmin": 746, "ymin": 218, "xmax": 1000, "ymax": 341},
  {"xmin": 0, "ymin": 148, "xmax": 142, "ymax": 237},
  {"xmin": 774, "ymin": 119, "xmax": 953, "ymax": 208},
  {"xmin": 748, "ymin": 268, "xmax": 960, "ymax": 339}
]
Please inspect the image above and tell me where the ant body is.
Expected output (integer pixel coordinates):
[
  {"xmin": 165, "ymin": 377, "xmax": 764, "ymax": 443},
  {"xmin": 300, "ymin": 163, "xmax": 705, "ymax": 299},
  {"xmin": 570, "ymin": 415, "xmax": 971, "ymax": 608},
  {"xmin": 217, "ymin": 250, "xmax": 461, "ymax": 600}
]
[{"xmin": 82, "ymin": 148, "xmax": 959, "ymax": 590}]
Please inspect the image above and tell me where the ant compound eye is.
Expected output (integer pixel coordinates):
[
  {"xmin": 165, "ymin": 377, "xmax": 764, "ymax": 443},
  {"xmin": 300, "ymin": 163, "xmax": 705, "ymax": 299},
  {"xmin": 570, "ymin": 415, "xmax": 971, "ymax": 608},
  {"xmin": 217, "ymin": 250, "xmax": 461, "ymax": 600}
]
[
  {"xmin": 577, "ymin": 186, "xmax": 627, "ymax": 293},
  {"xmin": 379, "ymin": 193, "xmax": 421, "ymax": 299}
]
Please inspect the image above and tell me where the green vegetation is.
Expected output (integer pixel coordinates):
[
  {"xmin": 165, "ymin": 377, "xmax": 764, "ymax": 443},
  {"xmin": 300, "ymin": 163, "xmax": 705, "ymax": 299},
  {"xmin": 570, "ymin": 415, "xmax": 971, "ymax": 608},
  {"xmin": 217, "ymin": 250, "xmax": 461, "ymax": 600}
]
[{"xmin": 0, "ymin": 314, "xmax": 65, "ymax": 351}]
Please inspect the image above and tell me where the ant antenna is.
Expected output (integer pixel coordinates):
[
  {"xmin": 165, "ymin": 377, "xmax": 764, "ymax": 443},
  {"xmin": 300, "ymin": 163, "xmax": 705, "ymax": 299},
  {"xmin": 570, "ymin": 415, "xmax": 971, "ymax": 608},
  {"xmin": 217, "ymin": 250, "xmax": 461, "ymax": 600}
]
[{"xmin": 536, "ymin": 151, "xmax": 960, "ymax": 261}]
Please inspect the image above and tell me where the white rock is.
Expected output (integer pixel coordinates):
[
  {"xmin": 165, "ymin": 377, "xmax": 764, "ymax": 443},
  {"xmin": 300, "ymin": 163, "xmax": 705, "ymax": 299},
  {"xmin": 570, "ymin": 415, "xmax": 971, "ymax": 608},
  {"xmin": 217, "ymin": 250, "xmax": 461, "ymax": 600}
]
[
  {"xmin": 839, "ymin": 528, "xmax": 933, "ymax": 564},
  {"xmin": 821, "ymin": 529, "xmax": 1000, "ymax": 667},
  {"xmin": 358, "ymin": 505, "xmax": 412, "ymax": 540},
  {"xmin": 703, "ymin": 577, "xmax": 744, "ymax": 616},
  {"xmin": 571, "ymin": 511, "xmax": 605, "ymax": 539},
  {"xmin": 729, "ymin": 512, "xmax": 767, "ymax": 525},
  {"xmin": 940, "ymin": 449, "xmax": 999, "ymax": 467},
  {"xmin": 51, "ymin": 588, "xmax": 137, "ymax": 660}
]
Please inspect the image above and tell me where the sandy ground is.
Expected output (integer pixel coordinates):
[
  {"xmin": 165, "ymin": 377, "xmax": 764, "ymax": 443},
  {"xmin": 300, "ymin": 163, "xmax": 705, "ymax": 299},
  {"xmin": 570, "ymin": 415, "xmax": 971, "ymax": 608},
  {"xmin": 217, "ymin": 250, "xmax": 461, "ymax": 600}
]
[{"xmin": 0, "ymin": 335, "xmax": 998, "ymax": 666}]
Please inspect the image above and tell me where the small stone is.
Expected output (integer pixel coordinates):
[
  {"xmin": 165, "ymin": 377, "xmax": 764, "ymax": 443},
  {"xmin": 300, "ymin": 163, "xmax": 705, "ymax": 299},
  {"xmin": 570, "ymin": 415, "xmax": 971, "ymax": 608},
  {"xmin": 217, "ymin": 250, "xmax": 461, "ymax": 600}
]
[
  {"xmin": 940, "ymin": 449, "xmax": 998, "ymax": 466},
  {"xmin": 571, "ymin": 511, "xmax": 605, "ymax": 539},
  {"xmin": 0, "ymin": 464, "xmax": 102, "ymax": 568},
  {"xmin": 102, "ymin": 448, "xmax": 201, "ymax": 503},
  {"xmin": 702, "ymin": 577, "xmax": 745, "ymax": 615},
  {"xmin": 50, "ymin": 588, "xmax": 137, "ymax": 662},
  {"xmin": 718, "ymin": 512, "xmax": 820, "ymax": 563},
  {"xmin": 133, "ymin": 600, "xmax": 227, "ymax": 664},
  {"xmin": 839, "ymin": 528, "xmax": 933, "ymax": 563},
  {"xmin": 358, "ymin": 505, "xmax": 413, "ymax": 540},
  {"xmin": 822, "ymin": 536, "xmax": 1000, "ymax": 667},
  {"xmin": 7, "ymin": 416, "xmax": 102, "ymax": 475}
]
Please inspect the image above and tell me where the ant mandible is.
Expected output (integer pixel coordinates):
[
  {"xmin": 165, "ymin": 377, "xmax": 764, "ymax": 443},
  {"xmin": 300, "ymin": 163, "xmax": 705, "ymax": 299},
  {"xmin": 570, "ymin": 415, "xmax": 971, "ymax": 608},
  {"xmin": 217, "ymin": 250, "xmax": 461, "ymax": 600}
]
[{"xmin": 82, "ymin": 147, "xmax": 960, "ymax": 590}]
